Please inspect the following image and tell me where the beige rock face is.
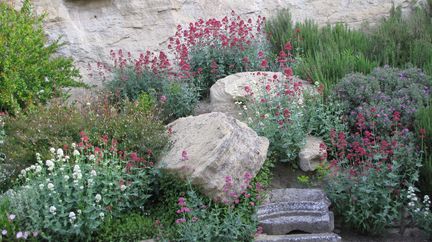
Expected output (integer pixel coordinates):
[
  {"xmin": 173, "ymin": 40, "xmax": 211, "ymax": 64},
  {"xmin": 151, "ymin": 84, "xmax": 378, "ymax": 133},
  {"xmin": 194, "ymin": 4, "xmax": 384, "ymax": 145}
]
[
  {"xmin": 5, "ymin": 0, "xmax": 417, "ymax": 86},
  {"xmin": 158, "ymin": 112, "xmax": 269, "ymax": 202},
  {"xmin": 298, "ymin": 136, "xmax": 327, "ymax": 172}
]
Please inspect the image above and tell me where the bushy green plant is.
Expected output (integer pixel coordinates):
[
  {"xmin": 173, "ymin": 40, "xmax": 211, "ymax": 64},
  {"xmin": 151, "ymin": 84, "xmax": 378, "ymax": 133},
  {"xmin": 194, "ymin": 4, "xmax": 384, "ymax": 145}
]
[
  {"xmin": 240, "ymin": 72, "xmax": 307, "ymax": 162},
  {"xmin": 333, "ymin": 67, "xmax": 431, "ymax": 133},
  {"xmin": 2, "ymin": 139, "xmax": 155, "ymax": 240},
  {"xmin": 416, "ymin": 102, "xmax": 432, "ymax": 194},
  {"xmin": 1, "ymin": 99, "xmax": 167, "ymax": 191},
  {"xmin": 325, "ymin": 114, "xmax": 422, "ymax": 234},
  {"xmin": 265, "ymin": 10, "xmax": 376, "ymax": 94},
  {"xmin": 105, "ymin": 51, "xmax": 199, "ymax": 122},
  {"xmin": 170, "ymin": 11, "xmax": 273, "ymax": 97},
  {"xmin": 302, "ymin": 93, "xmax": 347, "ymax": 145},
  {"xmin": 172, "ymin": 170, "xmax": 265, "ymax": 242},
  {"xmin": 97, "ymin": 213, "xmax": 156, "ymax": 241},
  {"xmin": 407, "ymin": 186, "xmax": 432, "ymax": 239},
  {"xmin": 366, "ymin": 2, "xmax": 432, "ymax": 75},
  {"xmin": 0, "ymin": 0, "xmax": 81, "ymax": 113}
]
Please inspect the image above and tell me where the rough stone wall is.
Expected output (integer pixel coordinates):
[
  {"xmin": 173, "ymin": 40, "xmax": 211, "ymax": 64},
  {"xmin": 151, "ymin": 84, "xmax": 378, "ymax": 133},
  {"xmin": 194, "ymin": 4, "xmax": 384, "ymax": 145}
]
[{"xmin": 4, "ymin": 0, "xmax": 418, "ymax": 85}]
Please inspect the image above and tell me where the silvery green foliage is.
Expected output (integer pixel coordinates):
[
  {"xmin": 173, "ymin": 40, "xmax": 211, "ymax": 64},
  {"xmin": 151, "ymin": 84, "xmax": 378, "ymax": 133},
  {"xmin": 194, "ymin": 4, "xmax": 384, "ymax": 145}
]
[{"xmin": 2, "ymin": 145, "xmax": 153, "ymax": 240}]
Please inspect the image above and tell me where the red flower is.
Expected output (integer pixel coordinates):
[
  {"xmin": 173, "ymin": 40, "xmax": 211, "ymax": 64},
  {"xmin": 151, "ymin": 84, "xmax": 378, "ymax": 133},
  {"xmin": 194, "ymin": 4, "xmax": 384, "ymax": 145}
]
[
  {"xmin": 284, "ymin": 42, "xmax": 293, "ymax": 51},
  {"xmin": 284, "ymin": 67, "xmax": 293, "ymax": 77},
  {"xmin": 260, "ymin": 59, "xmax": 268, "ymax": 68}
]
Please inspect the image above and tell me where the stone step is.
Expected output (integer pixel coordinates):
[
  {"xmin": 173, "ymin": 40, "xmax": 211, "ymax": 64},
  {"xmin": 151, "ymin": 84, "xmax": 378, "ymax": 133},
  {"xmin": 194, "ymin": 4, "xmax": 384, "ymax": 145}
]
[
  {"xmin": 257, "ymin": 188, "xmax": 334, "ymax": 235},
  {"xmin": 255, "ymin": 233, "xmax": 342, "ymax": 242}
]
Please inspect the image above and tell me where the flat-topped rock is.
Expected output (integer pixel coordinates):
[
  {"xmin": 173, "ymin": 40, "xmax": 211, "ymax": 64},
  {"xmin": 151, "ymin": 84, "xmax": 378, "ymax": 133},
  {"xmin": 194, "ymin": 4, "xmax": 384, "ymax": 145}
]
[
  {"xmin": 258, "ymin": 188, "xmax": 334, "ymax": 235},
  {"xmin": 255, "ymin": 233, "xmax": 341, "ymax": 242}
]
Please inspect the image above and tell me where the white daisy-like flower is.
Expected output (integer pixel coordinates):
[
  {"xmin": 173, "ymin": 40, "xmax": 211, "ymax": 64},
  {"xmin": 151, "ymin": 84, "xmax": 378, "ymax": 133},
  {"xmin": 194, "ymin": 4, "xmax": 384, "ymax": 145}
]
[
  {"xmin": 95, "ymin": 194, "xmax": 102, "ymax": 203},
  {"xmin": 56, "ymin": 148, "xmax": 64, "ymax": 158},
  {"xmin": 47, "ymin": 183, "xmax": 55, "ymax": 191},
  {"xmin": 69, "ymin": 212, "xmax": 76, "ymax": 223},
  {"xmin": 90, "ymin": 170, "xmax": 97, "ymax": 177},
  {"xmin": 49, "ymin": 148, "xmax": 56, "ymax": 154},
  {"xmin": 49, "ymin": 206, "xmax": 57, "ymax": 215}
]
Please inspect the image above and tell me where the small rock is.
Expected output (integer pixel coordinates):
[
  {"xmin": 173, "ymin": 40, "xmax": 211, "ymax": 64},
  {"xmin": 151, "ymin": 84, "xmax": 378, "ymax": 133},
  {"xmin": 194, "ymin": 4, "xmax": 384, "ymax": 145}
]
[{"xmin": 298, "ymin": 136, "xmax": 326, "ymax": 172}]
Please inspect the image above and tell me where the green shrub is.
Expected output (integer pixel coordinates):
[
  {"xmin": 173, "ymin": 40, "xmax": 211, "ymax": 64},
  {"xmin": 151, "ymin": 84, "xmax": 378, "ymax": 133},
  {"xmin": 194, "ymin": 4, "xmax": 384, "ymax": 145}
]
[
  {"xmin": 105, "ymin": 52, "xmax": 199, "ymax": 122},
  {"xmin": 2, "ymin": 142, "xmax": 155, "ymax": 240},
  {"xmin": 265, "ymin": 10, "xmax": 376, "ymax": 94},
  {"xmin": 415, "ymin": 101, "xmax": 432, "ymax": 194},
  {"xmin": 1, "ymin": 100, "xmax": 167, "ymax": 191},
  {"xmin": 366, "ymin": 2, "xmax": 432, "ymax": 75},
  {"xmin": 332, "ymin": 67, "xmax": 431, "ymax": 133},
  {"xmin": 240, "ymin": 73, "xmax": 307, "ymax": 163},
  {"xmin": 325, "ymin": 115, "xmax": 422, "ymax": 234},
  {"xmin": 0, "ymin": 0, "xmax": 80, "ymax": 113},
  {"xmin": 97, "ymin": 213, "xmax": 156, "ymax": 241}
]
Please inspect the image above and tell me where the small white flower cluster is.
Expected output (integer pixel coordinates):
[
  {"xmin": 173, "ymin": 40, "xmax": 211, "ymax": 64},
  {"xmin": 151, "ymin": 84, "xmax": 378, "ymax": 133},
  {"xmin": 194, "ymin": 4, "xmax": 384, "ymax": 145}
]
[
  {"xmin": 407, "ymin": 186, "xmax": 431, "ymax": 216},
  {"xmin": 72, "ymin": 165, "xmax": 82, "ymax": 183},
  {"xmin": 69, "ymin": 211, "xmax": 76, "ymax": 223},
  {"xmin": 49, "ymin": 205, "xmax": 57, "ymax": 215}
]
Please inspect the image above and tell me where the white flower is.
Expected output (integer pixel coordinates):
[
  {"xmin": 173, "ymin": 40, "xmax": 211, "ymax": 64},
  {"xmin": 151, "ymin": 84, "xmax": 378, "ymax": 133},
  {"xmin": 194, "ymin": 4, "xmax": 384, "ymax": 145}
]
[
  {"xmin": 65, "ymin": 156, "xmax": 70, "ymax": 160},
  {"xmin": 72, "ymin": 143, "xmax": 76, "ymax": 149},
  {"xmin": 36, "ymin": 153, "xmax": 41, "ymax": 158},
  {"xmin": 90, "ymin": 170, "xmax": 97, "ymax": 177},
  {"xmin": 95, "ymin": 194, "xmax": 102, "ymax": 203},
  {"xmin": 69, "ymin": 212, "xmax": 76, "ymax": 223},
  {"xmin": 30, "ymin": 165, "xmax": 35, "ymax": 170},
  {"xmin": 56, "ymin": 148, "xmax": 64, "ymax": 158},
  {"xmin": 64, "ymin": 175, "xmax": 70, "ymax": 181},
  {"xmin": 89, "ymin": 155, "xmax": 96, "ymax": 161},
  {"xmin": 46, "ymin": 160, "xmax": 54, "ymax": 169},
  {"xmin": 408, "ymin": 202, "xmax": 415, "ymax": 207},
  {"xmin": 99, "ymin": 212, "xmax": 104, "ymax": 219},
  {"xmin": 49, "ymin": 206, "xmax": 57, "ymax": 215},
  {"xmin": 73, "ymin": 150, "xmax": 80, "ymax": 156},
  {"xmin": 86, "ymin": 102, "xmax": 91, "ymax": 106},
  {"xmin": 39, "ymin": 184, "xmax": 44, "ymax": 189},
  {"xmin": 415, "ymin": 208, "xmax": 421, "ymax": 213},
  {"xmin": 35, "ymin": 165, "xmax": 42, "ymax": 173},
  {"xmin": 120, "ymin": 185, "xmax": 127, "ymax": 192},
  {"xmin": 49, "ymin": 148, "xmax": 56, "ymax": 154},
  {"xmin": 77, "ymin": 209, "xmax": 82, "ymax": 215},
  {"xmin": 47, "ymin": 183, "xmax": 55, "ymax": 191},
  {"xmin": 79, "ymin": 186, "xmax": 84, "ymax": 190},
  {"xmin": 20, "ymin": 170, "xmax": 26, "ymax": 176},
  {"xmin": 424, "ymin": 195, "xmax": 430, "ymax": 202}
]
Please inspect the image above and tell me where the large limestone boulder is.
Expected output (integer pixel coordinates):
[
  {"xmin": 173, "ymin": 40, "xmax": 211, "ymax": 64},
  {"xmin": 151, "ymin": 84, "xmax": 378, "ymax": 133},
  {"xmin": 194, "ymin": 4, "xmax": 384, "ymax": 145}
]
[
  {"xmin": 210, "ymin": 72, "xmax": 314, "ymax": 118},
  {"xmin": 299, "ymin": 136, "xmax": 327, "ymax": 172},
  {"xmin": 158, "ymin": 112, "xmax": 269, "ymax": 201},
  {"xmin": 7, "ymin": 0, "xmax": 417, "ymax": 86}
]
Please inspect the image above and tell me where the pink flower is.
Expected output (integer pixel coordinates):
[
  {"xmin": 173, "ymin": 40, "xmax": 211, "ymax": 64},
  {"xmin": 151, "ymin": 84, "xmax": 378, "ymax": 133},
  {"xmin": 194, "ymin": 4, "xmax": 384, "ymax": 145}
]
[
  {"xmin": 175, "ymin": 218, "xmax": 186, "ymax": 224},
  {"xmin": 260, "ymin": 59, "xmax": 268, "ymax": 69},
  {"xmin": 160, "ymin": 95, "xmax": 167, "ymax": 103},
  {"xmin": 181, "ymin": 150, "xmax": 189, "ymax": 161}
]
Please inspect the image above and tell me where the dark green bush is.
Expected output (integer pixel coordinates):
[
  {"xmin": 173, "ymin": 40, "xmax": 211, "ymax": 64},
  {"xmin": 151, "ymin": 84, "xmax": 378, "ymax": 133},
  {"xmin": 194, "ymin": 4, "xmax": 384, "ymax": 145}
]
[
  {"xmin": 415, "ymin": 101, "xmax": 432, "ymax": 194},
  {"xmin": 0, "ymin": 0, "xmax": 81, "ymax": 113},
  {"xmin": 1, "ymin": 99, "xmax": 167, "ymax": 191},
  {"xmin": 97, "ymin": 213, "xmax": 156, "ymax": 241},
  {"xmin": 366, "ymin": 2, "xmax": 432, "ymax": 75}
]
